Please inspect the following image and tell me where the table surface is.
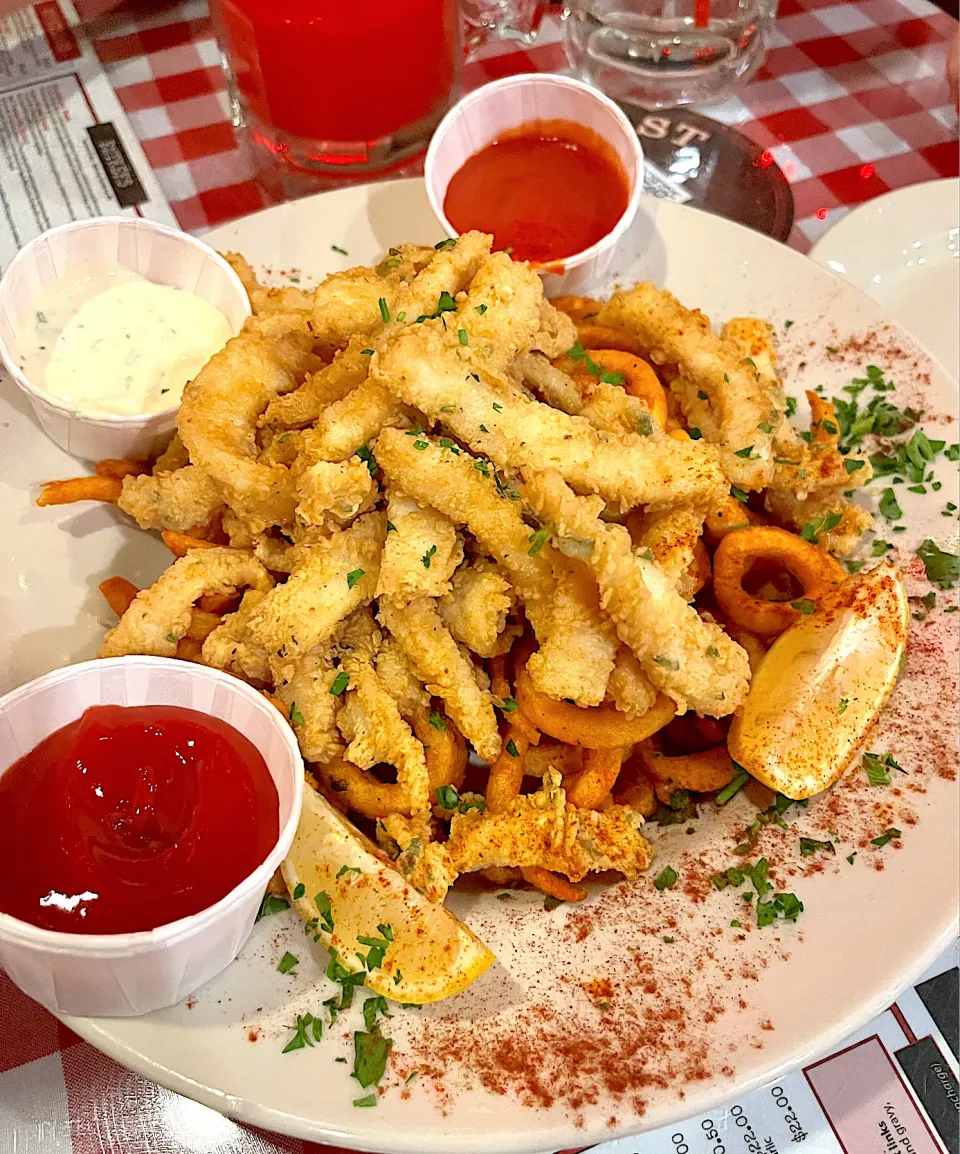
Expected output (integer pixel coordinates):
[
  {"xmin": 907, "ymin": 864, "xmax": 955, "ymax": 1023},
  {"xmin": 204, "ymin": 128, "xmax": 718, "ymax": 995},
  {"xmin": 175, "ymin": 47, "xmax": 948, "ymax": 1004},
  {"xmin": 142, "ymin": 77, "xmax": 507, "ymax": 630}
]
[{"xmin": 2, "ymin": 1, "xmax": 958, "ymax": 1151}]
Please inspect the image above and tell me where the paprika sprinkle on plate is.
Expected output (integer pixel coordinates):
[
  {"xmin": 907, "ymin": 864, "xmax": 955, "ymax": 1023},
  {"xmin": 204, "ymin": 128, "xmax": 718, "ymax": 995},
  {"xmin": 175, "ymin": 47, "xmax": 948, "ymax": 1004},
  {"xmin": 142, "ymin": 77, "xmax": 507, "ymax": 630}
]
[{"xmin": 442, "ymin": 119, "xmax": 631, "ymax": 266}]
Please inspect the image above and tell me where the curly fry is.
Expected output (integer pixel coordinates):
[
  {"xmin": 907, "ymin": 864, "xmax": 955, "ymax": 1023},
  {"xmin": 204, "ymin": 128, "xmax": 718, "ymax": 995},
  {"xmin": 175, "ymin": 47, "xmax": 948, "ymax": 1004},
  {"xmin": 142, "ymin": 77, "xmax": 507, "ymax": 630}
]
[
  {"xmin": 549, "ymin": 296, "xmax": 602, "ymax": 326},
  {"xmin": 613, "ymin": 768, "xmax": 657, "ymax": 817},
  {"xmin": 636, "ymin": 739, "xmax": 736, "ymax": 792},
  {"xmin": 99, "ymin": 576, "xmax": 140, "ymax": 617},
  {"xmin": 185, "ymin": 608, "xmax": 223, "ymax": 641},
  {"xmin": 175, "ymin": 636, "xmax": 205, "ymax": 662},
  {"xmin": 37, "ymin": 477, "xmax": 122, "ymax": 507},
  {"xmin": 516, "ymin": 657, "xmax": 675, "ymax": 748},
  {"xmin": 489, "ymin": 653, "xmax": 540, "ymax": 746},
  {"xmin": 521, "ymin": 866, "xmax": 587, "ymax": 903},
  {"xmin": 703, "ymin": 493, "xmax": 763, "ymax": 544},
  {"xmin": 315, "ymin": 707, "xmax": 466, "ymax": 819},
  {"xmin": 567, "ymin": 746, "xmax": 624, "ymax": 810},
  {"xmin": 485, "ymin": 729, "xmax": 530, "ymax": 815},
  {"xmin": 94, "ymin": 458, "xmax": 150, "ymax": 481},
  {"xmin": 575, "ymin": 324, "xmax": 647, "ymax": 356},
  {"xmin": 161, "ymin": 530, "xmax": 220, "ymax": 557},
  {"xmin": 713, "ymin": 525, "xmax": 846, "ymax": 637},
  {"xmin": 196, "ymin": 591, "xmax": 241, "ymax": 614},
  {"xmin": 584, "ymin": 350, "xmax": 668, "ymax": 429}
]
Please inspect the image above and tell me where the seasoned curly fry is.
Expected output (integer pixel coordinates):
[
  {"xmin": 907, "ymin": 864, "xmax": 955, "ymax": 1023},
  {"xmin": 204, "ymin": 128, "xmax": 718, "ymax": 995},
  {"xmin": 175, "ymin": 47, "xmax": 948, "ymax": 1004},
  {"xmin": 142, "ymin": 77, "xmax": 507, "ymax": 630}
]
[
  {"xmin": 713, "ymin": 525, "xmax": 846, "ymax": 637},
  {"xmin": 636, "ymin": 739, "xmax": 736, "ymax": 793},
  {"xmin": 94, "ymin": 458, "xmax": 150, "ymax": 480},
  {"xmin": 161, "ymin": 530, "xmax": 219, "ymax": 557},
  {"xmin": 37, "ymin": 476, "xmax": 122, "ymax": 507},
  {"xmin": 567, "ymin": 747, "xmax": 624, "ymax": 810}
]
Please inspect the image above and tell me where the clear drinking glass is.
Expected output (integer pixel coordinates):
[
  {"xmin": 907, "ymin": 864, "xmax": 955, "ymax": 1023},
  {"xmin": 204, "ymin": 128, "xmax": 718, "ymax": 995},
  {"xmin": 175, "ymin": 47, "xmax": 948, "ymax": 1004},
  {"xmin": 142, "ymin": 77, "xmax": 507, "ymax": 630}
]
[
  {"xmin": 211, "ymin": 0, "xmax": 546, "ymax": 196},
  {"xmin": 562, "ymin": 0, "xmax": 778, "ymax": 109}
]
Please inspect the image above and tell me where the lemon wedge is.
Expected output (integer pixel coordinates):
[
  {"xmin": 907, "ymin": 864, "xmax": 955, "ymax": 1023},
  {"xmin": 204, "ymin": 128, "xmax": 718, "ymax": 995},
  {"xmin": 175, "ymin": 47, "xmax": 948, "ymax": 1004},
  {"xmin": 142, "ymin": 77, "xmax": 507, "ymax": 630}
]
[
  {"xmin": 280, "ymin": 784, "xmax": 494, "ymax": 1003},
  {"xmin": 728, "ymin": 562, "xmax": 909, "ymax": 799}
]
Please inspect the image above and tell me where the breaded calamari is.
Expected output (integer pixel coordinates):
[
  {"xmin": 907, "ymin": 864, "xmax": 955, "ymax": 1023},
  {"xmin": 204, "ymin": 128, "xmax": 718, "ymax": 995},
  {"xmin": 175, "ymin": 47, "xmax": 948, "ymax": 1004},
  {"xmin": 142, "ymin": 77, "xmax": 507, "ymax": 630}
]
[
  {"xmin": 118, "ymin": 465, "xmax": 223, "ymax": 532},
  {"xmin": 439, "ymin": 561, "xmax": 517, "ymax": 659},
  {"xmin": 99, "ymin": 548, "xmax": 273, "ymax": 659},
  {"xmin": 296, "ymin": 459, "xmax": 378, "ymax": 531},
  {"xmin": 522, "ymin": 469, "xmax": 750, "ymax": 716},
  {"xmin": 377, "ymin": 490, "xmax": 463, "ymax": 602}
]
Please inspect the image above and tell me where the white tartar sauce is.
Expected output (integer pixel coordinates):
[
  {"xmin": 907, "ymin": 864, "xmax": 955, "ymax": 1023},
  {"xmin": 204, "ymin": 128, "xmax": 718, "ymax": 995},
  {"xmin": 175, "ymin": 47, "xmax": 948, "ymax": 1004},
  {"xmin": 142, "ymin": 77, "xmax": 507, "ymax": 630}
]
[{"xmin": 19, "ymin": 267, "xmax": 233, "ymax": 417}]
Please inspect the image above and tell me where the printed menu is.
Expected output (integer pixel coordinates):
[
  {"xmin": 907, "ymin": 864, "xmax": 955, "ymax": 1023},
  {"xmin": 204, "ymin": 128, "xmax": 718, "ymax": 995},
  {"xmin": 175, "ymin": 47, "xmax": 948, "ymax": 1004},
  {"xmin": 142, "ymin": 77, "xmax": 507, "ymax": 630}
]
[
  {"xmin": 586, "ymin": 941, "xmax": 959, "ymax": 1154},
  {"xmin": 0, "ymin": 0, "xmax": 175, "ymax": 266}
]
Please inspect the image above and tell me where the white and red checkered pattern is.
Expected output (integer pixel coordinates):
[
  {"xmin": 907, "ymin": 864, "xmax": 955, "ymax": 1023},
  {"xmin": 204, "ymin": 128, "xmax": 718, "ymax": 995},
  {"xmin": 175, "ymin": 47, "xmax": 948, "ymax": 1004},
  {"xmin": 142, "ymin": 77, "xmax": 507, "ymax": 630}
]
[
  {"xmin": 1, "ymin": 2, "xmax": 958, "ymax": 1150},
  {"xmin": 76, "ymin": 0, "xmax": 958, "ymax": 250}
]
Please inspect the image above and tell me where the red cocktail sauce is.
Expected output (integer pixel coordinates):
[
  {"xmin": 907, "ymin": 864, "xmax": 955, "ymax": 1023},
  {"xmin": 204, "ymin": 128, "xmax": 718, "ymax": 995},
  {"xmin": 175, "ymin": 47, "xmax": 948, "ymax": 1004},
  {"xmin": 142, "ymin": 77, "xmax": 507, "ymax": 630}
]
[
  {"xmin": 0, "ymin": 705, "xmax": 279, "ymax": 935},
  {"xmin": 442, "ymin": 119, "xmax": 631, "ymax": 266}
]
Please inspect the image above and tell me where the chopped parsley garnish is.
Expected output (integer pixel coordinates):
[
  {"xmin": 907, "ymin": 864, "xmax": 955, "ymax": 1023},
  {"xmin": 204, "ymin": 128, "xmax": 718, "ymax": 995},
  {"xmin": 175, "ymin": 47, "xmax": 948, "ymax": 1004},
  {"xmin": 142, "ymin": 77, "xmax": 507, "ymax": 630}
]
[
  {"xmin": 847, "ymin": 853, "xmax": 857, "ymax": 864},
  {"xmin": 791, "ymin": 598, "xmax": 817, "ymax": 615},
  {"xmin": 314, "ymin": 891, "xmax": 334, "ymax": 935},
  {"xmin": 844, "ymin": 458, "xmax": 865, "ymax": 474},
  {"xmin": 879, "ymin": 488, "xmax": 903, "ymax": 522},
  {"xmin": 799, "ymin": 837, "xmax": 834, "ymax": 857},
  {"xmin": 785, "ymin": 396, "xmax": 797, "ymax": 418},
  {"xmin": 688, "ymin": 427, "xmax": 703, "ymax": 440},
  {"xmin": 353, "ymin": 1027, "xmax": 391, "ymax": 1088},
  {"xmin": 500, "ymin": 697, "xmax": 519, "ymax": 713},
  {"xmin": 429, "ymin": 710, "xmax": 447, "ymax": 731},
  {"xmin": 347, "ymin": 568, "xmax": 365, "ymax": 589},
  {"xmin": 164, "ymin": 633, "xmax": 181, "ymax": 644},
  {"xmin": 734, "ymin": 445, "xmax": 755, "ymax": 458},
  {"xmin": 543, "ymin": 894, "xmax": 564, "ymax": 911},
  {"xmin": 457, "ymin": 328, "xmax": 469, "ymax": 346},
  {"xmin": 916, "ymin": 539, "xmax": 959, "ymax": 589},
  {"xmin": 355, "ymin": 444, "xmax": 378, "ymax": 475},
  {"xmin": 353, "ymin": 1094, "xmax": 377, "ymax": 1108},
  {"xmin": 421, "ymin": 544, "xmax": 437, "ymax": 568},
  {"xmin": 436, "ymin": 784, "xmax": 459, "ymax": 809},
  {"xmin": 527, "ymin": 527, "xmax": 549, "ymax": 555},
  {"xmin": 479, "ymin": 424, "xmax": 489, "ymax": 433},
  {"xmin": 292, "ymin": 883, "xmax": 306, "ymax": 899},
  {"xmin": 800, "ymin": 511, "xmax": 841, "ymax": 543},
  {"xmin": 377, "ymin": 297, "xmax": 390, "ymax": 323},
  {"xmin": 475, "ymin": 304, "xmax": 487, "ymax": 314},
  {"xmin": 435, "ymin": 237, "xmax": 457, "ymax": 250},
  {"xmin": 256, "ymin": 893, "xmax": 289, "ymax": 921},
  {"xmin": 336, "ymin": 865, "xmax": 362, "ymax": 879},
  {"xmin": 600, "ymin": 371, "xmax": 624, "ymax": 385},
  {"xmin": 386, "ymin": 520, "xmax": 397, "ymax": 533},
  {"xmin": 784, "ymin": 320, "xmax": 794, "ymax": 330},
  {"xmin": 413, "ymin": 439, "xmax": 428, "ymax": 451},
  {"xmin": 862, "ymin": 751, "xmax": 904, "ymax": 786},
  {"xmin": 505, "ymin": 739, "xmax": 519, "ymax": 757},
  {"xmin": 654, "ymin": 866, "xmax": 678, "ymax": 891},
  {"xmin": 715, "ymin": 767, "xmax": 749, "ymax": 806},
  {"xmin": 838, "ymin": 698, "xmax": 849, "ymax": 714},
  {"xmin": 326, "ymin": 948, "xmax": 366, "ymax": 1009},
  {"xmin": 757, "ymin": 422, "xmax": 773, "ymax": 434},
  {"xmin": 756, "ymin": 892, "xmax": 803, "ymax": 927},
  {"xmin": 362, "ymin": 995, "xmax": 392, "ymax": 1032},
  {"xmin": 329, "ymin": 671, "xmax": 350, "ymax": 696},
  {"xmin": 396, "ymin": 311, "xmax": 406, "ymax": 322},
  {"xmin": 653, "ymin": 655, "xmax": 680, "ymax": 671},
  {"xmin": 331, "ymin": 244, "xmax": 348, "ymax": 255},
  {"xmin": 872, "ymin": 539, "xmax": 892, "ymax": 556},
  {"xmin": 282, "ymin": 1012, "xmax": 323, "ymax": 1052},
  {"xmin": 289, "ymin": 702, "xmax": 305, "ymax": 727},
  {"xmin": 492, "ymin": 401, "xmax": 503, "ymax": 412},
  {"xmin": 698, "ymin": 390, "xmax": 709, "ymax": 400},
  {"xmin": 871, "ymin": 827, "xmax": 901, "ymax": 848},
  {"xmin": 706, "ymin": 645, "xmax": 720, "ymax": 658},
  {"xmin": 277, "ymin": 951, "xmax": 299, "ymax": 974},
  {"xmin": 731, "ymin": 486, "xmax": 749, "ymax": 504}
]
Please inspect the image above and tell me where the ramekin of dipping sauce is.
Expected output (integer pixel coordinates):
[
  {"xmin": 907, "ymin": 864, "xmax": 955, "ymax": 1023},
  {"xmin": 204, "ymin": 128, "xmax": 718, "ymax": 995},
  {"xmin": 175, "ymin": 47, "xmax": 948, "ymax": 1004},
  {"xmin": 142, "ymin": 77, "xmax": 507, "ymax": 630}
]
[
  {"xmin": 0, "ymin": 217, "xmax": 251, "ymax": 462},
  {"xmin": 424, "ymin": 73, "xmax": 643, "ymax": 297},
  {"xmin": 0, "ymin": 657, "xmax": 303, "ymax": 1017}
]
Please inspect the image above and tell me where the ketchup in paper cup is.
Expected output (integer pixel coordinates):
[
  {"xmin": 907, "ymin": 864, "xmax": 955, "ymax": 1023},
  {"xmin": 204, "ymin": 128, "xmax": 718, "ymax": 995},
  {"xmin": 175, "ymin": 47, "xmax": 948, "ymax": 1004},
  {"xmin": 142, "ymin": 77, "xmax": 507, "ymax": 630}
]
[
  {"xmin": 425, "ymin": 74, "xmax": 643, "ymax": 296},
  {"xmin": 0, "ymin": 657, "xmax": 303, "ymax": 1018}
]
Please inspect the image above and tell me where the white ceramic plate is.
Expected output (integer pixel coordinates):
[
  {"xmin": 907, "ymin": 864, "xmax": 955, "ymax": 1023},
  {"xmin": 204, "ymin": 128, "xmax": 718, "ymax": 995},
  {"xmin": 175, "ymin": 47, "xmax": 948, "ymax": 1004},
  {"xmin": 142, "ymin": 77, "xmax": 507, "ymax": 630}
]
[
  {"xmin": 810, "ymin": 178, "xmax": 960, "ymax": 381},
  {"xmin": 2, "ymin": 180, "xmax": 958, "ymax": 1154}
]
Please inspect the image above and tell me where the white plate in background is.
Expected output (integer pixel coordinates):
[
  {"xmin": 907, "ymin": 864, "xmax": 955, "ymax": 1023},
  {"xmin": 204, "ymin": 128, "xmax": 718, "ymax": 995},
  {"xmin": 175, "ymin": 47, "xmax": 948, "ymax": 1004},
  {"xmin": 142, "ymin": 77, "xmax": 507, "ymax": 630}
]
[{"xmin": 810, "ymin": 177, "xmax": 959, "ymax": 381}]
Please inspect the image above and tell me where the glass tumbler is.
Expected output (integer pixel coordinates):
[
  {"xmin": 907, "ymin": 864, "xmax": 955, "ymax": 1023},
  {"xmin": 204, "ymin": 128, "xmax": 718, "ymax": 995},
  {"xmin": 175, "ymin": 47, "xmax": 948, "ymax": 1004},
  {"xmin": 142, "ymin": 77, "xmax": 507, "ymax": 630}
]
[
  {"xmin": 211, "ymin": 0, "xmax": 546, "ymax": 195},
  {"xmin": 562, "ymin": 0, "xmax": 778, "ymax": 109}
]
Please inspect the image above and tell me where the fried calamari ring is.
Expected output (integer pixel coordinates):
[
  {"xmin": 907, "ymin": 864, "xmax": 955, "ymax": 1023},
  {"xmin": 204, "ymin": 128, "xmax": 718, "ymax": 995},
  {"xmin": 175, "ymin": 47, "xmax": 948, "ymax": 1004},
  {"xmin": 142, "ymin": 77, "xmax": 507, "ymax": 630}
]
[
  {"xmin": 713, "ymin": 525, "xmax": 846, "ymax": 637},
  {"xmin": 635, "ymin": 738, "xmax": 737, "ymax": 793},
  {"xmin": 315, "ymin": 706, "xmax": 466, "ymax": 819},
  {"xmin": 99, "ymin": 548, "xmax": 273, "ymax": 659},
  {"xmin": 576, "ymin": 324, "xmax": 647, "ymax": 356},
  {"xmin": 549, "ymin": 296, "xmax": 602, "ymax": 326},
  {"xmin": 515, "ymin": 656, "xmax": 676, "ymax": 748}
]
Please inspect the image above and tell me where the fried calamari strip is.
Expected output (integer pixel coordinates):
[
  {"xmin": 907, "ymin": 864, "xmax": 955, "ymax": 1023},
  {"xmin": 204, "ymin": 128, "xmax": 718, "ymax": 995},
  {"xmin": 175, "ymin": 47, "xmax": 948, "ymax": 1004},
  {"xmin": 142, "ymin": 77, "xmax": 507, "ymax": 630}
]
[
  {"xmin": 632, "ymin": 506, "xmax": 707, "ymax": 600},
  {"xmin": 245, "ymin": 510, "xmax": 386, "ymax": 663},
  {"xmin": 377, "ymin": 490, "xmax": 463, "ymax": 602},
  {"xmin": 201, "ymin": 588, "xmax": 273, "ymax": 682},
  {"xmin": 438, "ymin": 561, "xmax": 517, "ymax": 659},
  {"xmin": 598, "ymin": 286, "xmax": 788, "ymax": 490},
  {"xmin": 178, "ymin": 313, "xmax": 320, "ymax": 531},
  {"xmin": 117, "ymin": 466, "xmax": 224, "ymax": 532},
  {"xmin": 378, "ymin": 595, "xmax": 501, "ymax": 763},
  {"xmin": 374, "ymin": 429, "xmax": 614, "ymax": 705},
  {"xmin": 296, "ymin": 459, "xmax": 378, "ymax": 530},
  {"xmin": 261, "ymin": 340, "xmax": 371, "ymax": 429},
  {"xmin": 99, "ymin": 548, "xmax": 273, "ymax": 659},
  {"xmin": 374, "ymin": 316, "xmax": 726, "ymax": 511},
  {"xmin": 522, "ymin": 469, "xmax": 750, "ymax": 716},
  {"xmin": 763, "ymin": 487, "xmax": 874, "ymax": 556},
  {"xmin": 296, "ymin": 379, "xmax": 416, "ymax": 468}
]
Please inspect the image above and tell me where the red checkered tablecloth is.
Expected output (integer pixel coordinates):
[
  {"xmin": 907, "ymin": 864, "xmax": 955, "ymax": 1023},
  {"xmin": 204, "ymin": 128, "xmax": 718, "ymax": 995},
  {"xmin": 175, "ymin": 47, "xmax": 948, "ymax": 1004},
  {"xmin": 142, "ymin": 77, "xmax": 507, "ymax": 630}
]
[
  {"xmin": 1, "ymin": 2, "xmax": 958, "ymax": 1151},
  {"xmin": 77, "ymin": 0, "xmax": 958, "ymax": 250}
]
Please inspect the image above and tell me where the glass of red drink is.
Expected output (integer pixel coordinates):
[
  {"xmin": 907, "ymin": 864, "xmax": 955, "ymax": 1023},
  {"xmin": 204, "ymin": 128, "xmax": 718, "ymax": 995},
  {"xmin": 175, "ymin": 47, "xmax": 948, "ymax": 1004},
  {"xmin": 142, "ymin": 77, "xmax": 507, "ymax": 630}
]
[{"xmin": 212, "ymin": 0, "xmax": 547, "ymax": 194}]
